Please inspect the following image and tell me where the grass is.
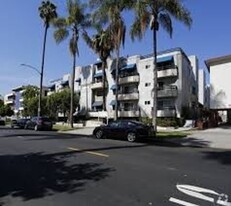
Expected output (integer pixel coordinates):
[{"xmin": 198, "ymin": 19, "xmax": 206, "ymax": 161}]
[
  {"xmin": 52, "ymin": 124, "xmax": 77, "ymax": 132},
  {"xmin": 156, "ymin": 131, "xmax": 191, "ymax": 139}
]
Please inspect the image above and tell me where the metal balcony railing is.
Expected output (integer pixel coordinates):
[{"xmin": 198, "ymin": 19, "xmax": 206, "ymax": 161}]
[{"xmin": 157, "ymin": 86, "xmax": 178, "ymax": 98}]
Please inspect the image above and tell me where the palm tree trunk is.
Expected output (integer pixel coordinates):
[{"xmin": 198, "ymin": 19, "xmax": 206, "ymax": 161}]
[
  {"xmin": 115, "ymin": 49, "xmax": 120, "ymax": 120},
  {"xmin": 152, "ymin": 27, "xmax": 158, "ymax": 131},
  {"xmin": 102, "ymin": 61, "xmax": 106, "ymax": 111},
  {"xmin": 39, "ymin": 24, "xmax": 48, "ymax": 117},
  {"xmin": 70, "ymin": 53, "xmax": 76, "ymax": 128}
]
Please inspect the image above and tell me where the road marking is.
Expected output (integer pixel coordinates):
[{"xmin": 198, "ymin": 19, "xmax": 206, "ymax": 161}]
[
  {"xmin": 169, "ymin": 197, "xmax": 198, "ymax": 206},
  {"xmin": 85, "ymin": 151, "xmax": 109, "ymax": 158},
  {"xmin": 169, "ymin": 184, "xmax": 231, "ymax": 206},
  {"xmin": 67, "ymin": 147, "xmax": 80, "ymax": 151},
  {"xmin": 67, "ymin": 147, "xmax": 109, "ymax": 158}
]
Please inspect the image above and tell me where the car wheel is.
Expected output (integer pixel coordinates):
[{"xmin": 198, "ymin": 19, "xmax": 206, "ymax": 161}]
[
  {"xmin": 34, "ymin": 125, "xmax": 38, "ymax": 131},
  {"xmin": 127, "ymin": 132, "xmax": 137, "ymax": 142},
  {"xmin": 95, "ymin": 129, "xmax": 103, "ymax": 139}
]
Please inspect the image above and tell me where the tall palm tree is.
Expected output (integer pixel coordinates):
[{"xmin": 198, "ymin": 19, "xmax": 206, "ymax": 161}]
[
  {"xmin": 38, "ymin": 0, "xmax": 57, "ymax": 117},
  {"xmin": 90, "ymin": 0, "xmax": 132, "ymax": 120},
  {"xmin": 53, "ymin": 0, "xmax": 90, "ymax": 128},
  {"xmin": 83, "ymin": 27, "xmax": 114, "ymax": 111},
  {"xmin": 130, "ymin": 0, "xmax": 192, "ymax": 130}
]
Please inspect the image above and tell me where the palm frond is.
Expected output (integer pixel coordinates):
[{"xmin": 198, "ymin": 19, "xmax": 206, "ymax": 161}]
[
  {"xmin": 82, "ymin": 30, "xmax": 93, "ymax": 49},
  {"xmin": 52, "ymin": 18, "xmax": 67, "ymax": 28},
  {"xmin": 164, "ymin": 0, "xmax": 192, "ymax": 28},
  {"xmin": 54, "ymin": 28, "xmax": 69, "ymax": 44},
  {"xmin": 39, "ymin": 0, "xmax": 57, "ymax": 27},
  {"xmin": 159, "ymin": 13, "xmax": 173, "ymax": 37}
]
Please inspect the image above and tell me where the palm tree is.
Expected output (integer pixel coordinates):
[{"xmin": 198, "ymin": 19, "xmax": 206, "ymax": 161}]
[
  {"xmin": 53, "ymin": 0, "xmax": 90, "ymax": 128},
  {"xmin": 38, "ymin": 0, "xmax": 57, "ymax": 117},
  {"xmin": 90, "ymin": 0, "xmax": 132, "ymax": 120},
  {"xmin": 83, "ymin": 27, "xmax": 114, "ymax": 111},
  {"xmin": 130, "ymin": 0, "xmax": 192, "ymax": 131}
]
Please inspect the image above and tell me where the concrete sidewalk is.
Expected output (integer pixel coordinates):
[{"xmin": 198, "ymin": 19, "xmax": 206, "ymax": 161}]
[{"xmin": 62, "ymin": 126, "xmax": 231, "ymax": 150}]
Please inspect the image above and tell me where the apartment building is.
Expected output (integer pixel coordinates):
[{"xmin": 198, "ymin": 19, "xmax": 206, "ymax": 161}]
[
  {"xmin": 47, "ymin": 73, "xmax": 71, "ymax": 96},
  {"xmin": 205, "ymin": 54, "xmax": 231, "ymax": 123},
  {"xmin": 75, "ymin": 47, "xmax": 199, "ymax": 120},
  {"xmin": 4, "ymin": 86, "xmax": 24, "ymax": 116}
]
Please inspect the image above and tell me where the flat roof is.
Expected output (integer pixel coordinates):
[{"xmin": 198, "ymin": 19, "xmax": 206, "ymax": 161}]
[{"xmin": 205, "ymin": 54, "xmax": 231, "ymax": 72}]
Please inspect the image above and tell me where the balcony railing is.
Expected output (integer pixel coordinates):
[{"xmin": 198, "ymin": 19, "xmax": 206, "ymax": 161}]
[
  {"xmin": 157, "ymin": 107, "xmax": 176, "ymax": 117},
  {"xmin": 118, "ymin": 92, "xmax": 139, "ymax": 101},
  {"xmin": 91, "ymin": 82, "xmax": 103, "ymax": 90},
  {"xmin": 157, "ymin": 65, "xmax": 178, "ymax": 78},
  {"xmin": 88, "ymin": 111, "xmax": 108, "ymax": 118},
  {"xmin": 118, "ymin": 110, "xmax": 139, "ymax": 117},
  {"xmin": 5, "ymin": 100, "xmax": 14, "ymax": 105},
  {"xmin": 94, "ymin": 96, "xmax": 103, "ymax": 102},
  {"xmin": 118, "ymin": 74, "xmax": 139, "ymax": 85},
  {"xmin": 157, "ymin": 86, "xmax": 178, "ymax": 98}
]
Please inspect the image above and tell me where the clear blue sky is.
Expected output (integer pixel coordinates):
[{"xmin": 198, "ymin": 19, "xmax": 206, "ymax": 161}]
[{"xmin": 0, "ymin": 0, "xmax": 231, "ymax": 96}]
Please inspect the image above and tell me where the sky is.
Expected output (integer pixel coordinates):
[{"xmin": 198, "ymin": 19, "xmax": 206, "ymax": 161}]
[{"xmin": 0, "ymin": 0, "xmax": 231, "ymax": 96}]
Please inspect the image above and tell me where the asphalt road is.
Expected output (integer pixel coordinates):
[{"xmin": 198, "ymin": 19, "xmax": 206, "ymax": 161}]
[{"xmin": 0, "ymin": 127, "xmax": 230, "ymax": 206}]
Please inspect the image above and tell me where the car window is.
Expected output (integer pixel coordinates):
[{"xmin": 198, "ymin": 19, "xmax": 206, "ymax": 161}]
[
  {"xmin": 127, "ymin": 122, "xmax": 136, "ymax": 127},
  {"xmin": 108, "ymin": 121, "xmax": 120, "ymax": 128},
  {"xmin": 31, "ymin": 117, "xmax": 37, "ymax": 122}
]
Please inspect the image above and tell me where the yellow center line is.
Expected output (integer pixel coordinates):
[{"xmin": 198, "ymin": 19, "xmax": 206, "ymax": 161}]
[{"xmin": 67, "ymin": 147, "xmax": 109, "ymax": 158}]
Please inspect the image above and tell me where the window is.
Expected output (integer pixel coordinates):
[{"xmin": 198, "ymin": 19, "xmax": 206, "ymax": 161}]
[
  {"xmin": 145, "ymin": 101, "xmax": 150, "ymax": 105},
  {"xmin": 145, "ymin": 83, "xmax": 151, "ymax": 87},
  {"xmin": 145, "ymin": 65, "xmax": 151, "ymax": 69}
]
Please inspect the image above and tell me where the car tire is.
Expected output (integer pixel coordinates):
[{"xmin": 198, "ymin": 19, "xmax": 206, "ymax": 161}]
[
  {"xmin": 127, "ymin": 132, "xmax": 137, "ymax": 142},
  {"xmin": 34, "ymin": 125, "xmax": 38, "ymax": 131},
  {"xmin": 95, "ymin": 129, "xmax": 103, "ymax": 139}
]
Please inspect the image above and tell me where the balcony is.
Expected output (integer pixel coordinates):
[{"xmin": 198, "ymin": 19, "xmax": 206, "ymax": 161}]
[
  {"xmin": 5, "ymin": 100, "xmax": 14, "ymax": 105},
  {"xmin": 94, "ymin": 96, "xmax": 103, "ymax": 102},
  {"xmin": 157, "ymin": 86, "xmax": 178, "ymax": 98},
  {"xmin": 118, "ymin": 74, "xmax": 139, "ymax": 85},
  {"xmin": 157, "ymin": 65, "xmax": 178, "ymax": 79},
  {"xmin": 88, "ymin": 111, "xmax": 108, "ymax": 118},
  {"xmin": 118, "ymin": 110, "xmax": 139, "ymax": 117},
  {"xmin": 118, "ymin": 92, "xmax": 139, "ymax": 101},
  {"xmin": 157, "ymin": 107, "xmax": 176, "ymax": 117}
]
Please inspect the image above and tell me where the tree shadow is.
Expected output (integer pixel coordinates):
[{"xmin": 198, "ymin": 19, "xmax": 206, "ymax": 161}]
[
  {"xmin": 202, "ymin": 151, "xmax": 231, "ymax": 165},
  {"xmin": 0, "ymin": 151, "xmax": 114, "ymax": 203}
]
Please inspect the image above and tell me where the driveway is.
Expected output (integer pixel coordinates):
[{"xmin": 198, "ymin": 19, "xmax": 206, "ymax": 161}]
[{"xmin": 171, "ymin": 125, "xmax": 231, "ymax": 150}]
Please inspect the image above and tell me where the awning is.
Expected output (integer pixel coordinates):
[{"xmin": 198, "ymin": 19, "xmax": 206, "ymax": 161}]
[
  {"xmin": 60, "ymin": 80, "xmax": 69, "ymax": 86},
  {"xmin": 120, "ymin": 64, "xmax": 136, "ymax": 71},
  {"xmin": 110, "ymin": 100, "xmax": 116, "ymax": 106},
  {"xmin": 48, "ymin": 84, "xmax": 55, "ymax": 89},
  {"xmin": 157, "ymin": 56, "xmax": 173, "ymax": 64},
  {"xmin": 94, "ymin": 72, "xmax": 103, "ymax": 78},
  {"xmin": 75, "ymin": 78, "xmax": 81, "ymax": 82},
  {"xmin": 92, "ymin": 101, "xmax": 103, "ymax": 107},
  {"xmin": 110, "ymin": 85, "xmax": 117, "ymax": 90}
]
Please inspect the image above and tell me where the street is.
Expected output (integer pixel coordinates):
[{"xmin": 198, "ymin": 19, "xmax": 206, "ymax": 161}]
[{"xmin": 0, "ymin": 127, "xmax": 230, "ymax": 206}]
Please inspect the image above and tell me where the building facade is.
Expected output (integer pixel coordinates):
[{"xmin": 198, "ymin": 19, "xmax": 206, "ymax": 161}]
[
  {"xmin": 205, "ymin": 55, "xmax": 231, "ymax": 123},
  {"xmin": 4, "ymin": 86, "xmax": 24, "ymax": 116},
  {"xmin": 75, "ymin": 48, "xmax": 199, "ymax": 120},
  {"xmin": 198, "ymin": 68, "xmax": 210, "ymax": 108}
]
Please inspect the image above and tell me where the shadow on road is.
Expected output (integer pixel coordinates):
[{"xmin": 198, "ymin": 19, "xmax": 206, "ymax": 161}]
[
  {"xmin": 202, "ymin": 151, "xmax": 231, "ymax": 165},
  {"xmin": 0, "ymin": 151, "xmax": 114, "ymax": 202}
]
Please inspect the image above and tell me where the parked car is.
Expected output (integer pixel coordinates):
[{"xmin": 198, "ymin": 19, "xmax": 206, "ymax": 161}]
[
  {"xmin": 25, "ymin": 117, "xmax": 53, "ymax": 131},
  {"xmin": 0, "ymin": 119, "xmax": 5, "ymax": 126},
  {"xmin": 93, "ymin": 120, "xmax": 155, "ymax": 142},
  {"xmin": 11, "ymin": 118, "xmax": 31, "ymax": 129}
]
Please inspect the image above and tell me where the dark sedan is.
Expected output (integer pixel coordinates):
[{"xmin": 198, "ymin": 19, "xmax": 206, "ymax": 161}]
[
  {"xmin": 11, "ymin": 118, "xmax": 30, "ymax": 129},
  {"xmin": 93, "ymin": 120, "xmax": 155, "ymax": 142},
  {"xmin": 25, "ymin": 117, "xmax": 53, "ymax": 131}
]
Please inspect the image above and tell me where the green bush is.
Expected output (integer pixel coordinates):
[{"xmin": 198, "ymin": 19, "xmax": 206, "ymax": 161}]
[
  {"xmin": 157, "ymin": 118, "xmax": 179, "ymax": 127},
  {"xmin": 140, "ymin": 117, "xmax": 152, "ymax": 125}
]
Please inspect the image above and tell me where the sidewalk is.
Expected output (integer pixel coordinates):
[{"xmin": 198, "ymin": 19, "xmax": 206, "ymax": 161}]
[{"xmin": 62, "ymin": 126, "xmax": 231, "ymax": 150}]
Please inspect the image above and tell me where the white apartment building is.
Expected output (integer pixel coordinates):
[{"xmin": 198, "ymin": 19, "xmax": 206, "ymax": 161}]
[
  {"xmin": 4, "ymin": 86, "xmax": 24, "ymax": 116},
  {"xmin": 205, "ymin": 55, "xmax": 231, "ymax": 123},
  {"xmin": 74, "ymin": 48, "xmax": 198, "ymax": 120}
]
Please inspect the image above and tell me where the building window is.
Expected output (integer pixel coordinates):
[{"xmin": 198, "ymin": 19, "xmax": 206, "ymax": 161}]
[
  {"xmin": 192, "ymin": 86, "xmax": 196, "ymax": 95},
  {"xmin": 145, "ymin": 83, "xmax": 151, "ymax": 87},
  {"xmin": 145, "ymin": 65, "xmax": 151, "ymax": 69},
  {"xmin": 145, "ymin": 101, "xmax": 150, "ymax": 105}
]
